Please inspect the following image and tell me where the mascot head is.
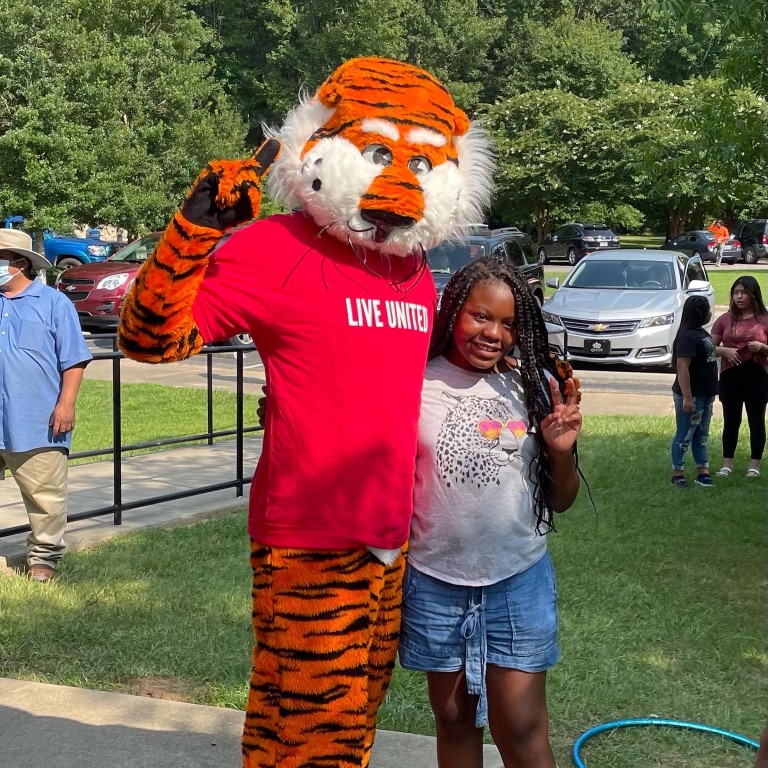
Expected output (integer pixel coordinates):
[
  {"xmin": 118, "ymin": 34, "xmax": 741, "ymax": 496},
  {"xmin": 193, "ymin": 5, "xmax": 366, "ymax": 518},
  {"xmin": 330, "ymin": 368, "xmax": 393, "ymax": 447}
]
[{"xmin": 267, "ymin": 56, "xmax": 494, "ymax": 257}]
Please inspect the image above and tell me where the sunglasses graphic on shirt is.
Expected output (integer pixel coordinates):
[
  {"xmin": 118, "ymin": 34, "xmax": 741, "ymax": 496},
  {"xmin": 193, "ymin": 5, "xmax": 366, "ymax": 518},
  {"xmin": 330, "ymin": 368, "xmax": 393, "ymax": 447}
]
[{"xmin": 477, "ymin": 419, "xmax": 528, "ymax": 441}]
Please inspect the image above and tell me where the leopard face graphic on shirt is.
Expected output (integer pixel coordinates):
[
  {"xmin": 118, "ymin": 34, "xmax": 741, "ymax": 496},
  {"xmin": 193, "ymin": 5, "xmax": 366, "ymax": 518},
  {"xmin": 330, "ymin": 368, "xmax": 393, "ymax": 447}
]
[{"xmin": 435, "ymin": 392, "xmax": 530, "ymax": 489}]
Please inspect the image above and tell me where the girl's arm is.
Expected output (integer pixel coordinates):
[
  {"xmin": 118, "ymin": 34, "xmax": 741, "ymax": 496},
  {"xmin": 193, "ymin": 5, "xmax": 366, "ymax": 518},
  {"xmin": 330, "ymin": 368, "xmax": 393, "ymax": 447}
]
[
  {"xmin": 541, "ymin": 377, "xmax": 581, "ymax": 513},
  {"xmin": 676, "ymin": 357, "xmax": 694, "ymax": 411},
  {"xmin": 711, "ymin": 318, "xmax": 741, "ymax": 364}
]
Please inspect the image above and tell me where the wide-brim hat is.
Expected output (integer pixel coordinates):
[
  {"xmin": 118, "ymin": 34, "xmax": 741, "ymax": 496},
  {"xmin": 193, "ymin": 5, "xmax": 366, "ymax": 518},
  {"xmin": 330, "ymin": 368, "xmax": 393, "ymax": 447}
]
[{"xmin": 0, "ymin": 228, "xmax": 52, "ymax": 270}]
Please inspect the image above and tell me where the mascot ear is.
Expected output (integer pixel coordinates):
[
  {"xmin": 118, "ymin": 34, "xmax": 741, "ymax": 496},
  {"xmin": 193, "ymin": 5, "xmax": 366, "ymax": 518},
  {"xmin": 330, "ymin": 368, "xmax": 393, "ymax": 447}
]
[
  {"xmin": 317, "ymin": 78, "xmax": 343, "ymax": 107},
  {"xmin": 453, "ymin": 109, "xmax": 470, "ymax": 137}
]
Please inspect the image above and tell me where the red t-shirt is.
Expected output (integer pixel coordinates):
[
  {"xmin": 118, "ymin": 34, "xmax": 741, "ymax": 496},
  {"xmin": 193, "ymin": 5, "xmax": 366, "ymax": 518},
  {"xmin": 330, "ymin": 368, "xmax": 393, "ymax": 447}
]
[
  {"xmin": 192, "ymin": 212, "xmax": 436, "ymax": 549},
  {"xmin": 711, "ymin": 311, "xmax": 768, "ymax": 373}
]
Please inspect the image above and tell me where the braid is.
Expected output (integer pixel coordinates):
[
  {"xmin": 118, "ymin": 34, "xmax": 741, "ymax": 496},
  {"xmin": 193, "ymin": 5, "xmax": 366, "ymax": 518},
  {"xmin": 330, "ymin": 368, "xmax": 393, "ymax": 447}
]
[{"xmin": 430, "ymin": 256, "xmax": 566, "ymax": 532}]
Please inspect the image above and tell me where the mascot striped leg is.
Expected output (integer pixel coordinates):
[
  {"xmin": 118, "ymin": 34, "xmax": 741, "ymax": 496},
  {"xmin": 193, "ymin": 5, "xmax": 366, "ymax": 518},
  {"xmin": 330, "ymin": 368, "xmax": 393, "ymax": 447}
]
[{"xmin": 243, "ymin": 544, "xmax": 406, "ymax": 768}]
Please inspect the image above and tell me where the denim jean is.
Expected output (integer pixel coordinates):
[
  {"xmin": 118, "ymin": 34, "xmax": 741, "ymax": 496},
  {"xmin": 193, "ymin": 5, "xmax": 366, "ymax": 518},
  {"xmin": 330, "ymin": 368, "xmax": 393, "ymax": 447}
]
[{"xmin": 671, "ymin": 393, "xmax": 715, "ymax": 470}]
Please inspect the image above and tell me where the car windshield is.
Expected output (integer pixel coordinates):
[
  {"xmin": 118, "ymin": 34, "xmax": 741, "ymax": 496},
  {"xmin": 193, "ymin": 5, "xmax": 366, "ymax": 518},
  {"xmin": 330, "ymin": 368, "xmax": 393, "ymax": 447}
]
[
  {"xmin": 426, "ymin": 241, "xmax": 487, "ymax": 273},
  {"xmin": 108, "ymin": 234, "xmax": 161, "ymax": 262},
  {"xmin": 566, "ymin": 259, "xmax": 676, "ymax": 290}
]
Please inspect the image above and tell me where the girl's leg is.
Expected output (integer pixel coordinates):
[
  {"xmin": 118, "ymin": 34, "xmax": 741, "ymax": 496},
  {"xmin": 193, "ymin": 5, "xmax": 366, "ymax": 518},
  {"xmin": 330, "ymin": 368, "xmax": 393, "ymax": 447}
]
[
  {"xmin": 720, "ymin": 394, "xmax": 744, "ymax": 467},
  {"xmin": 426, "ymin": 670, "xmax": 484, "ymax": 768},
  {"xmin": 744, "ymin": 388, "xmax": 768, "ymax": 469},
  {"xmin": 670, "ymin": 394, "xmax": 694, "ymax": 478},
  {"xmin": 486, "ymin": 667, "xmax": 556, "ymax": 768},
  {"xmin": 690, "ymin": 397, "xmax": 714, "ymax": 473}
]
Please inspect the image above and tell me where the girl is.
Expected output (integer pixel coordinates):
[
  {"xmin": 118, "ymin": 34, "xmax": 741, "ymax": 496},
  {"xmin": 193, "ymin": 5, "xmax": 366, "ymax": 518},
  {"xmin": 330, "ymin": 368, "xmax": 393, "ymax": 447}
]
[
  {"xmin": 399, "ymin": 257, "xmax": 581, "ymax": 768},
  {"xmin": 711, "ymin": 276, "xmax": 768, "ymax": 477},
  {"xmin": 669, "ymin": 295, "xmax": 718, "ymax": 488}
]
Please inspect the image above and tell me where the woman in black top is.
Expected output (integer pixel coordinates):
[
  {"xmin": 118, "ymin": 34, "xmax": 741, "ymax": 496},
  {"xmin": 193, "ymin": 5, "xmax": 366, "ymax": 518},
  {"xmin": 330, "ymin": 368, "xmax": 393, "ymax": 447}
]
[{"xmin": 670, "ymin": 296, "xmax": 719, "ymax": 488}]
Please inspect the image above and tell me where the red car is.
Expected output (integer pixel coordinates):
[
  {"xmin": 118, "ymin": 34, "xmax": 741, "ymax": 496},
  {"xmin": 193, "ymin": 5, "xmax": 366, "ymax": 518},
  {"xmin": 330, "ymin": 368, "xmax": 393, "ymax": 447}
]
[{"xmin": 55, "ymin": 232, "xmax": 253, "ymax": 347}]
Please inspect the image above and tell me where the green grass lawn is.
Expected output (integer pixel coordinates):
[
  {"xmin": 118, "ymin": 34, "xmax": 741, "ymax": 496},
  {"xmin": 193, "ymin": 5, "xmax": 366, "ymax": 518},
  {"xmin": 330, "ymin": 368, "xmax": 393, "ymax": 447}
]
[
  {"xmin": 620, "ymin": 234, "xmax": 665, "ymax": 249},
  {"xmin": 69, "ymin": 380, "xmax": 261, "ymax": 461},
  {"xmin": 0, "ymin": 414, "xmax": 764, "ymax": 767}
]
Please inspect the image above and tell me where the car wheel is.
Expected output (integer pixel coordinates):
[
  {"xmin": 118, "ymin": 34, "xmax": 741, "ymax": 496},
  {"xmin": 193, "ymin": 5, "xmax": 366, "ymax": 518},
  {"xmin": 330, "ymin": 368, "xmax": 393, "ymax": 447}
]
[
  {"xmin": 743, "ymin": 246, "xmax": 758, "ymax": 264},
  {"xmin": 228, "ymin": 333, "xmax": 253, "ymax": 348},
  {"xmin": 538, "ymin": 248, "xmax": 548, "ymax": 265},
  {"xmin": 57, "ymin": 257, "xmax": 83, "ymax": 270},
  {"xmin": 567, "ymin": 248, "xmax": 577, "ymax": 266}
]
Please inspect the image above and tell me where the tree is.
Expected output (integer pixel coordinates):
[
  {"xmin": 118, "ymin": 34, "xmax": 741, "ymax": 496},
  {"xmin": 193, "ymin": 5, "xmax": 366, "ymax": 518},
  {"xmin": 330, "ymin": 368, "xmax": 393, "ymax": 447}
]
[
  {"xmin": 492, "ymin": 9, "xmax": 640, "ymax": 101},
  {"xmin": 612, "ymin": 79, "xmax": 768, "ymax": 236},
  {"xmin": 650, "ymin": 0, "xmax": 766, "ymax": 95},
  {"xmin": 0, "ymin": 0, "xmax": 247, "ymax": 233},
  {"xmin": 483, "ymin": 90, "xmax": 610, "ymax": 238},
  {"xmin": 193, "ymin": 0, "xmax": 505, "ymax": 136}
]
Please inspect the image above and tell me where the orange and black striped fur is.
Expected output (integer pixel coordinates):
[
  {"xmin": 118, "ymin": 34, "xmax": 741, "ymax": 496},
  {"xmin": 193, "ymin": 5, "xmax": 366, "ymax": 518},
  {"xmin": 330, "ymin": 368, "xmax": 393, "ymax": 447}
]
[
  {"xmin": 244, "ymin": 543, "xmax": 406, "ymax": 768},
  {"xmin": 117, "ymin": 142, "xmax": 278, "ymax": 363}
]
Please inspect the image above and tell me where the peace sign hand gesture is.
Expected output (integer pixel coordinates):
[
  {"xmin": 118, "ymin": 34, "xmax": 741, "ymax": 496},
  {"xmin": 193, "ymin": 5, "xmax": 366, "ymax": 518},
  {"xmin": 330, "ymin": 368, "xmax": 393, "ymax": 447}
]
[{"xmin": 541, "ymin": 377, "xmax": 582, "ymax": 454}]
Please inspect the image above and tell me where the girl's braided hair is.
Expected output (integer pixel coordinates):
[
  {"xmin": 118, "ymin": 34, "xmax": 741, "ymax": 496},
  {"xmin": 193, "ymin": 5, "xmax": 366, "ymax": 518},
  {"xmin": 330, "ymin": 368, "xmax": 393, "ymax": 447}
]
[{"xmin": 429, "ymin": 255, "xmax": 571, "ymax": 533}]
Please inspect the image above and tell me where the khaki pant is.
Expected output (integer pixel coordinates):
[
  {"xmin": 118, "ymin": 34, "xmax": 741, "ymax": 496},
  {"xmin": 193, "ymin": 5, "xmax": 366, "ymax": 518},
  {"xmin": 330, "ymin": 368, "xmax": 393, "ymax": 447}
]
[{"xmin": 0, "ymin": 448, "xmax": 68, "ymax": 568}]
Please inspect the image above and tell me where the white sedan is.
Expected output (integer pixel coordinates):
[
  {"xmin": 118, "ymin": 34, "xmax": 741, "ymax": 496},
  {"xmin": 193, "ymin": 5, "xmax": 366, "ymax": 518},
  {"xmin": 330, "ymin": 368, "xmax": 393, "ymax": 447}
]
[{"xmin": 541, "ymin": 249, "xmax": 715, "ymax": 367}]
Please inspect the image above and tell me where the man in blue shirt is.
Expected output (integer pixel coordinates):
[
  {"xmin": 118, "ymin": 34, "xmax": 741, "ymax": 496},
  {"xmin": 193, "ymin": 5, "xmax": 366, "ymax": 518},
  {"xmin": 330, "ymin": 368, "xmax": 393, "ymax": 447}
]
[{"xmin": 0, "ymin": 229, "xmax": 92, "ymax": 581}]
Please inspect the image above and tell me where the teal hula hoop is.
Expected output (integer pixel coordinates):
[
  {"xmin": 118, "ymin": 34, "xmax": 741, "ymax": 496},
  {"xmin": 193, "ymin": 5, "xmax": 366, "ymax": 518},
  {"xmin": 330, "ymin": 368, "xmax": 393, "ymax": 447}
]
[{"xmin": 573, "ymin": 718, "xmax": 759, "ymax": 767}]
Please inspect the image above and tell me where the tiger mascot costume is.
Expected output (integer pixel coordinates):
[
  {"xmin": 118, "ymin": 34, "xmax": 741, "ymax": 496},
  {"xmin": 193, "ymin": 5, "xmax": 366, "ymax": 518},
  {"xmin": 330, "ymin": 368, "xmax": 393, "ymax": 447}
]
[{"xmin": 118, "ymin": 57, "xmax": 493, "ymax": 768}]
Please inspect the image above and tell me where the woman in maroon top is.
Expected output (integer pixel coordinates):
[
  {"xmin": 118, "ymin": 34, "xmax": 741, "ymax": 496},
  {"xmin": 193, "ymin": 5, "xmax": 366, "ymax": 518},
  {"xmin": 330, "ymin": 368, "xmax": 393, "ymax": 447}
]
[{"xmin": 711, "ymin": 276, "xmax": 768, "ymax": 477}]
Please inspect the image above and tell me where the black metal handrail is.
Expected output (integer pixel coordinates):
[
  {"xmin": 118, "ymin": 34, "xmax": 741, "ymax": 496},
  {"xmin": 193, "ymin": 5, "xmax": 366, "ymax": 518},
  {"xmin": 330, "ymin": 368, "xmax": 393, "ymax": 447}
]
[{"xmin": 0, "ymin": 339, "xmax": 261, "ymax": 539}]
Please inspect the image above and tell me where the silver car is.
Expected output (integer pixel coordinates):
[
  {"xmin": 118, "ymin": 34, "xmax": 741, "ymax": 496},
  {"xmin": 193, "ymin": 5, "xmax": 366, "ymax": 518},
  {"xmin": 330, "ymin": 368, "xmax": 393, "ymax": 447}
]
[{"xmin": 541, "ymin": 249, "xmax": 715, "ymax": 367}]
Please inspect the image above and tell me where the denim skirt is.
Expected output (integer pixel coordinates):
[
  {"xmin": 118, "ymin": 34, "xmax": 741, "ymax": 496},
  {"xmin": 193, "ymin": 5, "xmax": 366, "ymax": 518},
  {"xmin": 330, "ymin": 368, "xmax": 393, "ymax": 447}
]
[{"xmin": 398, "ymin": 552, "xmax": 560, "ymax": 726}]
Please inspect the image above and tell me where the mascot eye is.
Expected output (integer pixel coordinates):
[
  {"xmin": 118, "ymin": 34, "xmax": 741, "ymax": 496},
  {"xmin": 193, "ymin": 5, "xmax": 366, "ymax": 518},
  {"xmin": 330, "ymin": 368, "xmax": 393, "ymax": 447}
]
[
  {"xmin": 408, "ymin": 156, "xmax": 432, "ymax": 176},
  {"xmin": 362, "ymin": 144, "xmax": 393, "ymax": 167}
]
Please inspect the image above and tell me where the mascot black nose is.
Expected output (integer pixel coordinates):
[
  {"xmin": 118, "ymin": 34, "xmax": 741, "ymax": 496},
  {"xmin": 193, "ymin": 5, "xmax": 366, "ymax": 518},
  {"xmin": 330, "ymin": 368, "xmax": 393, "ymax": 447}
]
[{"xmin": 360, "ymin": 210, "xmax": 416, "ymax": 229}]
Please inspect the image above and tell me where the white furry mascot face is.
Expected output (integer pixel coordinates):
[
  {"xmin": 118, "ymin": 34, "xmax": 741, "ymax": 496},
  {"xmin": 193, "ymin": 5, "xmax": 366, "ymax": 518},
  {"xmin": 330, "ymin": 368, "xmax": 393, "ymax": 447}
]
[{"xmin": 267, "ymin": 57, "xmax": 494, "ymax": 257}]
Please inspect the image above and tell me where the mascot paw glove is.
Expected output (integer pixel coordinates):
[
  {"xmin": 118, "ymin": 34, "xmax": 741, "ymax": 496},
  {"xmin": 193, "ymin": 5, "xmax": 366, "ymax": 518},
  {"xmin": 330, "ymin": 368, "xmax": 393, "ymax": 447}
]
[{"xmin": 181, "ymin": 138, "xmax": 281, "ymax": 231}]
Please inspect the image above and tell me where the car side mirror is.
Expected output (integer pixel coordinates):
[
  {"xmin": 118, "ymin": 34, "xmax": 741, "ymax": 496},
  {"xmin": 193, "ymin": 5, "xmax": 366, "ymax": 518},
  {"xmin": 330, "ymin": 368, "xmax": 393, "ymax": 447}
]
[
  {"xmin": 551, "ymin": 235, "xmax": 558, "ymax": 242},
  {"xmin": 545, "ymin": 277, "xmax": 560, "ymax": 289},
  {"xmin": 687, "ymin": 279, "xmax": 710, "ymax": 292}
]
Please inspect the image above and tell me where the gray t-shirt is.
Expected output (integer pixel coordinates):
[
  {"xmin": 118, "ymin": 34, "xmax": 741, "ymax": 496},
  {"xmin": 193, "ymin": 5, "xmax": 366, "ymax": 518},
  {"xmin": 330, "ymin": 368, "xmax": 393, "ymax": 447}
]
[{"xmin": 409, "ymin": 355, "xmax": 548, "ymax": 586}]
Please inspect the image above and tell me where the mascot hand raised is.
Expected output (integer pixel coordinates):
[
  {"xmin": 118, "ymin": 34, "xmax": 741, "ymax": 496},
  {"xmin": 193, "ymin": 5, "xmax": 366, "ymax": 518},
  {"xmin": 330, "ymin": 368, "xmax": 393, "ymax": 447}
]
[
  {"xmin": 118, "ymin": 138, "xmax": 280, "ymax": 363},
  {"xmin": 181, "ymin": 138, "xmax": 281, "ymax": 231}
]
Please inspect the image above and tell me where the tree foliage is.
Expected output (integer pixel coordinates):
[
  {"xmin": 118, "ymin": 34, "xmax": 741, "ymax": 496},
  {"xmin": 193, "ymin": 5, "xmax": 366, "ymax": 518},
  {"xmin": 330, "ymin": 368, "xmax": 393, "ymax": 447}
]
[
  {"xmin": 0, "ymin": 0, "xmax": 764, "ymax": 235},
  {"xmin": 194, "ymin": 0, "xmax": 505, "ymax": 134},
  {"xmin": 0, "ymin": 0, "xmax": 247, "ymax": 233},
  {"xmin": 493, "ymin": 10, "xmax": 640, "ymax": 100}
]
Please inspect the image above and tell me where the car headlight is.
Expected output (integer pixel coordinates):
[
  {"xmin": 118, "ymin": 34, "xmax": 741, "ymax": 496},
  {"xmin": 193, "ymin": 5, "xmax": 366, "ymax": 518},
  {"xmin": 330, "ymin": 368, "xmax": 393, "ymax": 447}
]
[
  {"xmin": 96, "ymin": 273, "xmax": 130, "ymax": 290},
  {"xmin": 541, "ymin": 310, "xmax": 562, "ymax": 326},
  {"xmin": 639, "ymin": 313, "xmax": 674, "ymax": 328},
  {"xmin": 87, "ymin": 245, "xmax": 109, "ymax": 257}
]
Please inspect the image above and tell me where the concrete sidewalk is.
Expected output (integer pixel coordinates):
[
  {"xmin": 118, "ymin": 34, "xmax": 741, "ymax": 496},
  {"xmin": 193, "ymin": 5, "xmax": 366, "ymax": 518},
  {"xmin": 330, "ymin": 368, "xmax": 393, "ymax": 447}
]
[{"xmin": 0, "ymin": 679, "xmax": 504, "ymax": 768}]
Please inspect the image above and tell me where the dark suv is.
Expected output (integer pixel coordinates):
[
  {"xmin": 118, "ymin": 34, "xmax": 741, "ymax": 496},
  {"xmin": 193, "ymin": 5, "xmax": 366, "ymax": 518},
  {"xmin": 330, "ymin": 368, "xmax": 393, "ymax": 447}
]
[
  {"xmin": 537, "ymin": 223, "xmax": 620, "ymax": 265},
  {"xmin": 733, "ymin": 219, "xmax": 768, "ymax": 264},
  {"xmin": 426, "ymin": 226, "xmax": 544, "ymax": 304}
]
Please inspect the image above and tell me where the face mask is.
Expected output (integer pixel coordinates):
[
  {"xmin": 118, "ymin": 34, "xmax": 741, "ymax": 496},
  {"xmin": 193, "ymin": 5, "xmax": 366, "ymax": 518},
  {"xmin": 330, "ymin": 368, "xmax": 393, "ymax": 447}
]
[{"xmin": 0, "ymin": 260, "xmax": 13, "ymax": 288}]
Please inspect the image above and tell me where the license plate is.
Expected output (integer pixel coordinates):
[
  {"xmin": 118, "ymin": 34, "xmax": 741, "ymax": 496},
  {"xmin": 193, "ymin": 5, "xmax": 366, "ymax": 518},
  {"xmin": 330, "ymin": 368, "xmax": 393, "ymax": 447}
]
[
  {"xmin": 586, "ymin": 338, "xmax": 610, "ymax": 355},
  {"xmin": 599, "ymin": 241, "xmax": 608, "ymax": 247}
]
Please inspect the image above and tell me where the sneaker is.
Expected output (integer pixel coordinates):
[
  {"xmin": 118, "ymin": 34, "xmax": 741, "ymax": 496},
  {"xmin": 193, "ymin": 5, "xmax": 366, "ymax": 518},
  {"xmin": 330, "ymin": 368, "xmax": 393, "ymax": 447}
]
[
  {"xmin": 695, "ymin": 474, "xmax": 714, "ymax": 487},
  {"xmin": 671, "ymin": 476, "xmax": 688, "ymax": 488}
]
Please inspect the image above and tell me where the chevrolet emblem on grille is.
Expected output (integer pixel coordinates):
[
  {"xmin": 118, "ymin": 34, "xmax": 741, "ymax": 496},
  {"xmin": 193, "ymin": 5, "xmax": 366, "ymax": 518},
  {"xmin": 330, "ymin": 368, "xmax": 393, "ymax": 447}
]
[
  {"xmin": 65, "ymin": 285, "xmax": 78, "ymax": 292},
  {"xmin": 589, "ymin": 323, "xmax": 609, "ymax": 332}
]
